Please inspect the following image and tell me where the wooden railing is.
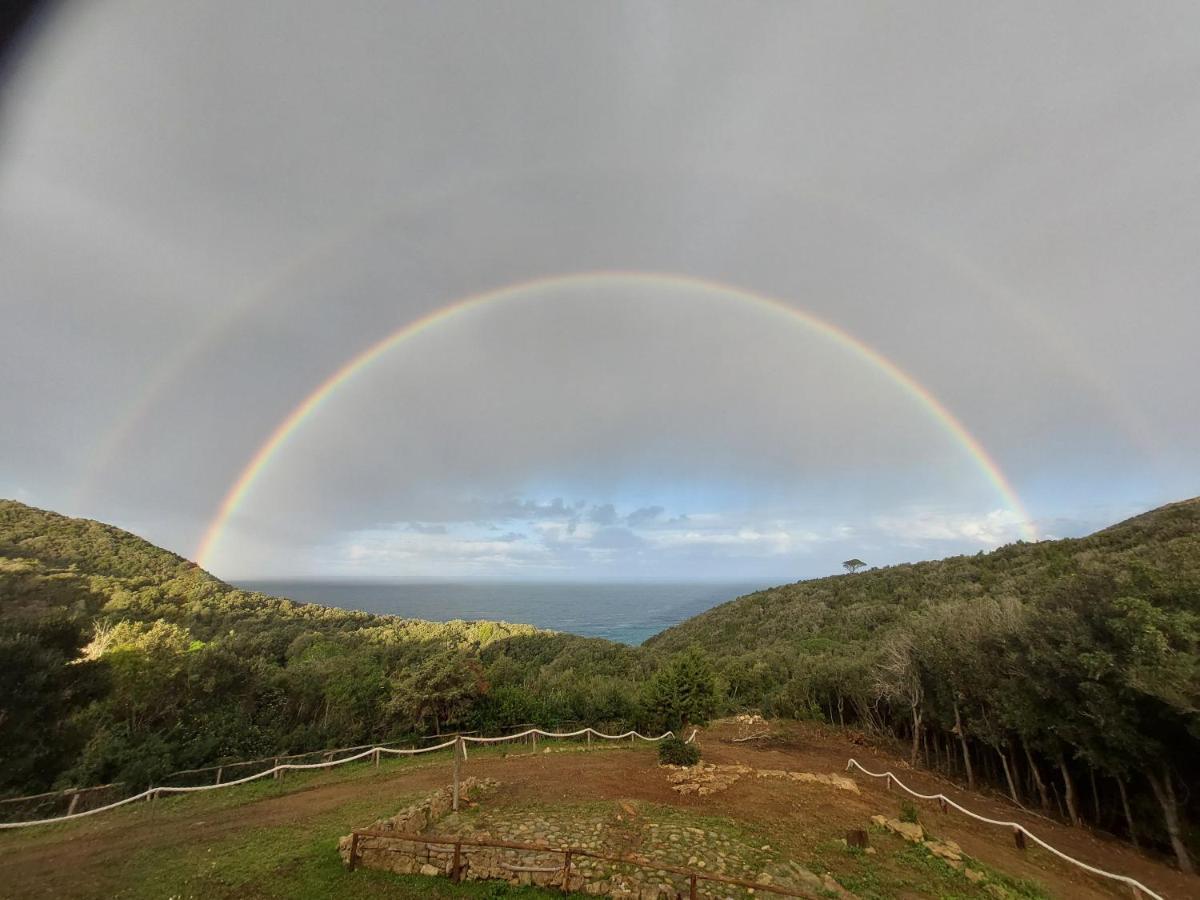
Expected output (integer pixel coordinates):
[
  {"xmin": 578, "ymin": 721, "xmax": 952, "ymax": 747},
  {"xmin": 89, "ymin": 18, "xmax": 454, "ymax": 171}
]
[{"xmin": 346, "ymin": 829, "xmax": 822, "ymax": 899}]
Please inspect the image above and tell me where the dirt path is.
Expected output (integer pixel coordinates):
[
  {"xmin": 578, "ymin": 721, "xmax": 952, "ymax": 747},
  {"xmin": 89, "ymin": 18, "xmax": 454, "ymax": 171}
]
[
  {"xmin": 699, "ymin": 721, "xmax": 1196, "ymax": 900},
  {"xmin": 3, "ymin": 723, "xmax": 1195, "ymax": 899}
]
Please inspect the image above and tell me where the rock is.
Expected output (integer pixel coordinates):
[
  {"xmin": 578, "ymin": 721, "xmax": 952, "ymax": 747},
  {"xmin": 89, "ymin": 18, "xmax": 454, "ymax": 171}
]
[
  {"xmin": 733, "ymin": 713, "xmax": 768, "ymax": 726},
  {"xmin": 924, "ymin": 839, "xmax": 963, "ymax": 862},
  {"xmin": 786, "ymin": 772, "xmax": 860, "ymax": 793},
  {"xmin": 983, "ymin": 884, "xmax": 1012, "ymax": 899},
  {"xmin": 964, "ymin": 867, "xmax": 986, "ymax": 883},
  {"xmin": 822, "ymin": 873, "xmax": 855, "ymax": 898},
  {"xmin": 418, "ymin": 863, "xmax": 439, "ymax": 877},
  {"xmin": 871, "ymin": 815, "xmax": 924, "ymax": 843}
]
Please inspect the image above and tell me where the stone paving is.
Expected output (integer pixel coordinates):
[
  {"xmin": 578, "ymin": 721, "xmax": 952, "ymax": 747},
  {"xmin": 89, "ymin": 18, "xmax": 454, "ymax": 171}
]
[
  {"xmin": 438, "ymin": 796, "xmax": 851, "ymax": 898},
  {"xmin": 341, "ymin": 779, "xmax": 854, "ymax": 897},
  {"xmin": 663, "ymin": 763, "xmax": 860, "ymax": 797}
]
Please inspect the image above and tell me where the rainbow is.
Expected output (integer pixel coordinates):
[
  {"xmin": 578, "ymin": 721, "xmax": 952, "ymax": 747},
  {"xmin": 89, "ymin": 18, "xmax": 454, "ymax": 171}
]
[
  {"xmin": 76, "ymin": 189, "xmax": 1162, "ymax": 513},
  {"xmin": 195, "ymin": 271, "xmax": 1036, "ymax": 569}
]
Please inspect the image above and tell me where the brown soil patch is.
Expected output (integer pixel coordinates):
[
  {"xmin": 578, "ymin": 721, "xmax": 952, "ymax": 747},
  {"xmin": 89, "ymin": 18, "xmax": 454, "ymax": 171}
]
[{"xmin": 2, "ymin": 721, "xmax": 1195, "ymax": 899}]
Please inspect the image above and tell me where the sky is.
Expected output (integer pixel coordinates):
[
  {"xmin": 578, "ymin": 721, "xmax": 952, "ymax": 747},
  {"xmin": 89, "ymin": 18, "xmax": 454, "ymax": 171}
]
[{"xmin": 1, "ymin": 1, "xmax": 1197, "ymax": 581}]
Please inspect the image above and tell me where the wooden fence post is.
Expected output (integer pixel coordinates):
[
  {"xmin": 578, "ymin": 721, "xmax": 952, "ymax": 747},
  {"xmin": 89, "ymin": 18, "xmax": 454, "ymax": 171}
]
[
  {"xmin": 1013, "ymin": 827, "xmax": 1026, "ymax": 850},
  {"xmin": 347, "ymin": 832, "xmax": 360, "ymax": 870},
  {"xmin": 562, "ymin": 849, "xmax": 572, "ymax": 893},
  {"xmin": 452, "ymin": 736, "xmax": 463, "ymax": 812},
  {"xmin": 66, "ymin": 792, "xmax": 81, "ymax": 816},
  {"xmin": 532, "ymin": 731, "xmax": 538, "ymax": 752},
  {"xmin": 215, "ymin": 766, "xmax": 223, "ymax": 785},
  {"xmin": 586, "ymin": 730, "xmax": 592, "ymax": 748},
  {"xmin": 689, "ymin": 872, "xmax": 698, "ymax": 899},
  {"xmin": 374, "ymin": 748, "xmax": 380, "ymax": 769},
  {"xmin": 274, "ymin": 758, "xmax": 281, "ymax": 781},
  {"xmin": 452, "ymin": 842, "xmax": 462, "ymax": 882}
]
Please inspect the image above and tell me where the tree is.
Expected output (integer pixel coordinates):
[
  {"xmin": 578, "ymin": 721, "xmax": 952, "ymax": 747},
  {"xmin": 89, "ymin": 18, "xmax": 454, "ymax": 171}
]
[
  {"xmin": 645, "ymin": 647, "xmax": 717, "ymax": 731},
  {"xmin": 0, "ymin": 614, "xmax": 100, "ymax": 792},
  {"xmin": 874, "ymin": 630, "xmax": 924, "ymax": 766},
  {"xmin": 842, "ymin": 559, "xmax": 866, "ymax": 574},
  {"xmin": 390, "ymin": 650, "xmax": 488, "ymax": 735}
]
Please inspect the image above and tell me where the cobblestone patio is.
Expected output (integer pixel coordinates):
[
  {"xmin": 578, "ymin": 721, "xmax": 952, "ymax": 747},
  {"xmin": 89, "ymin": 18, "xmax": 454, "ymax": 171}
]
[{"xmin": 434, "ymin": 794, "xmax": 850, "ymax": 897}]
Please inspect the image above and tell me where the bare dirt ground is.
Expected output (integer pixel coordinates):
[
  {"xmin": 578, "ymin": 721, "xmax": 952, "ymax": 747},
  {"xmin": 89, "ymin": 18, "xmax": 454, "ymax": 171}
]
[{"xmin": 3, "ymin": 720, "xmax": 1195, "ymax": 899}]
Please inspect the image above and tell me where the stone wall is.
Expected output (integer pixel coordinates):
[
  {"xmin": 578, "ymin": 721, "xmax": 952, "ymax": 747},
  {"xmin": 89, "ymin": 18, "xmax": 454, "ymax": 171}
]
[
  {"xmin": 338, "ymin": 782, "xmax": 841, "ymax": 898},
  {"xmin": 338, "ymin": 782, "xmax": 591, "ymax": 892}
]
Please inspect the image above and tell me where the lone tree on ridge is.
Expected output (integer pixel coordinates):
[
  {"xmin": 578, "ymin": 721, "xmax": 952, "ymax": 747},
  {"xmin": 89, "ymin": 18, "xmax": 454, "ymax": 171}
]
[{"xmin": 842, "ymin": 558, "xmax": 866, "ymax": 574}]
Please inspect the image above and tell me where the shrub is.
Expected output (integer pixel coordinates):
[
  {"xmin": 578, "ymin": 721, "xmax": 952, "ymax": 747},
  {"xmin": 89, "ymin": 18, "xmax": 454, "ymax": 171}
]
[
  {"xmin": 899, "ymin": 800, "xmax": 920, "ymax": 823},
  {"xmin": 657, "ymin": 736, "xmax": 700, "ymax": 766}
]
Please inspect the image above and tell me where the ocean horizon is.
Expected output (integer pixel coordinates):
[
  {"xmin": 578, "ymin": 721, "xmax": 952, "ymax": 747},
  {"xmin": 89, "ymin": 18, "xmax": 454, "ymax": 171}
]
[{"xmin": 235, "ymin": 578, "xmax": 767, "ymax": 645}]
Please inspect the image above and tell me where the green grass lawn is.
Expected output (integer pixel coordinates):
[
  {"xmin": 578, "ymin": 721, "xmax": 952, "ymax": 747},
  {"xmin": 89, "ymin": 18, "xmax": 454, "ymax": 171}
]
[
  {"xmin": 118, "ymin": 804, "xmax": 564, "ymax": 900},
  {"xmin": 1, "ymin": 739, "xmax": 623, "ymax": 899},
  {"xmin": 802, "ymin": 825, "xmax": 1051, "ymax": 900}
]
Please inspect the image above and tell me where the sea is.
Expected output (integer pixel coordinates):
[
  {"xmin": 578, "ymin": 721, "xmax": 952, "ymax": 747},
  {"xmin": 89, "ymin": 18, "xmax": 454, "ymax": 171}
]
[{"xmin": 234, "ymin": 580, "xmax": 765, "ymax": 645}]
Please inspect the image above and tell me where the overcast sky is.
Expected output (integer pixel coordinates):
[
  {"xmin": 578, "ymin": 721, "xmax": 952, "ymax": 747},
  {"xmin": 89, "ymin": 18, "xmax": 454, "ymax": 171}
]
[{"xmin": 2, "ymin": 2, "xmax": 1196, "ymax": 580}]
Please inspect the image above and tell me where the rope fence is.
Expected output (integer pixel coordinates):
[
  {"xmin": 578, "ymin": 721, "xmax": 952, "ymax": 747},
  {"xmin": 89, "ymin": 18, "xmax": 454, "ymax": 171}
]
[
  {"xmin": 0, "ymin": 725, "xmax": 688, "ymax": 830},
  {"xmin": 845, "ymin": 759, "xmax": 1165, "ymax": 900}
]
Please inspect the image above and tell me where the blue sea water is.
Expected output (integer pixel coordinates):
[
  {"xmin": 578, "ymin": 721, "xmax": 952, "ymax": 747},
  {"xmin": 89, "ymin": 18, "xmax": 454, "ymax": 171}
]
[{"xmin": 234, "ymin": 580, "xmax": 765, "ymax": 645}]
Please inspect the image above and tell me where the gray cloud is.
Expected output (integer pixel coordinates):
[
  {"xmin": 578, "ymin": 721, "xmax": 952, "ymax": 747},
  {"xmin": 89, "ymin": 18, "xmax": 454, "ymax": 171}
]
[
  {"xmin": 588, "ymin": 504, "xmax": 618, "ymax": 526},
  {"xmin": 588, "ymin": 527, "xmax": 646, "ymax": 551},
  {"xmin": 408, "ymin": 523, "xmax": 447, "ymax": 535},
  {"xmin": 0, "ymin": 2, "xmax": 1196, "ymax": 577},
  {"xmin": 626, "ymin": 506, "xmax": 665, "ymax": 527}
]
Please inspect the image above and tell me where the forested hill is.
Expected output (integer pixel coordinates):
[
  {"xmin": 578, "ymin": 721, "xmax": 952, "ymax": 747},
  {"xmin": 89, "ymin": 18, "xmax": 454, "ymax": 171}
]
[
  {"xmin": 2, "ymin": 497, "xmax": 1198, "ymax": 868},
  {"xmin": 0, "ymin": 500, "xmax": 647, "ymax": 797},
  {"xmin": 0, "ymin": 499, "xmax": 541, "ymax": 643},
  {"xmin": 649, "ymin": 497, "xmax": 1200, "ymax": 661},
  {"xmin": 648, "ymin": 498, "xmax": 1200, "ymax": 870}
]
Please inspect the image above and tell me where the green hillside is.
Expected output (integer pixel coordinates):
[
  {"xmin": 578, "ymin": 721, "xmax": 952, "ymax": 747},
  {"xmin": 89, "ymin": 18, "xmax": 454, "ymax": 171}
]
[
  {"xmin": 1, "ymin": 497, "xmax": 1197, "ymax": 870},
  {"xmin": 649, "ymin": 497, "xmax": 1199, "ymax": 664},
  {"xmin": 648, "ymin": 498, "xmax": 1200, "ymax": 870},
  {"xmin": 0, "ymin": 500, "xmax": 648, "ymax": 798}
]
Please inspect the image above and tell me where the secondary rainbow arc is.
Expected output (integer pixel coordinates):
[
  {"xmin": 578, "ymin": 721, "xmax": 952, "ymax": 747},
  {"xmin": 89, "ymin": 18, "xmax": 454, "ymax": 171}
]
[{"xmin": 195, "ymin": 271, "xmax": 1036, "ymax": 570}]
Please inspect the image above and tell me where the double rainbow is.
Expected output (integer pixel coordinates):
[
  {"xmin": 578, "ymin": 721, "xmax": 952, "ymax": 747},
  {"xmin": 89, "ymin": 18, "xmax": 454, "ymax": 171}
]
[{"xmin": 196, "ymin": 271, "xmax": 1035, "ymax": 569}]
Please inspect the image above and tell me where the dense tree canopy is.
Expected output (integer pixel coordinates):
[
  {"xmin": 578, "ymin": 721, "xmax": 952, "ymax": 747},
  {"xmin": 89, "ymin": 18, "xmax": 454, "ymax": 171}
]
[{"xmin": 650, "ymin": 498, "xmax": 1200, "ymax": 871}]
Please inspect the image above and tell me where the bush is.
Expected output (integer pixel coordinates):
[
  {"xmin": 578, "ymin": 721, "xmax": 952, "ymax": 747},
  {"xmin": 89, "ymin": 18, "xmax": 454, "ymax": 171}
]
[
  {"xmin": 657, "ymin": 736, "xmax": 700, "ymax": 766},
  {"xmin": 899, "ymin": 800, "xmax": 920, "ymax": 823}
]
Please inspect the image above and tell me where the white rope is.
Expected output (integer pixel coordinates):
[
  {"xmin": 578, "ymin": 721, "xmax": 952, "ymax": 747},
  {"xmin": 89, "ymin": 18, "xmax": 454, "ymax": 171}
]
[
  {"xmin": 157, "ymin": 747, "xmax": 384, "ymax": 794},
  {"xmin": 845, "ymin": 759, "xmax": 1165, "ymax": 900},
  {"xmin": 0, "ymin": 788, "xmax": 159, "ymax": 829},
  {"xmin": 0, "ymin": 725, "xmax": 671, "ymax": 829},
  {"xmin": 461, "ymin": 727, "xmax": 674, "ymax": 744},
  {"xmin": 379, "ymin": 739, "xmax": 458, "ymax": 755}
]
